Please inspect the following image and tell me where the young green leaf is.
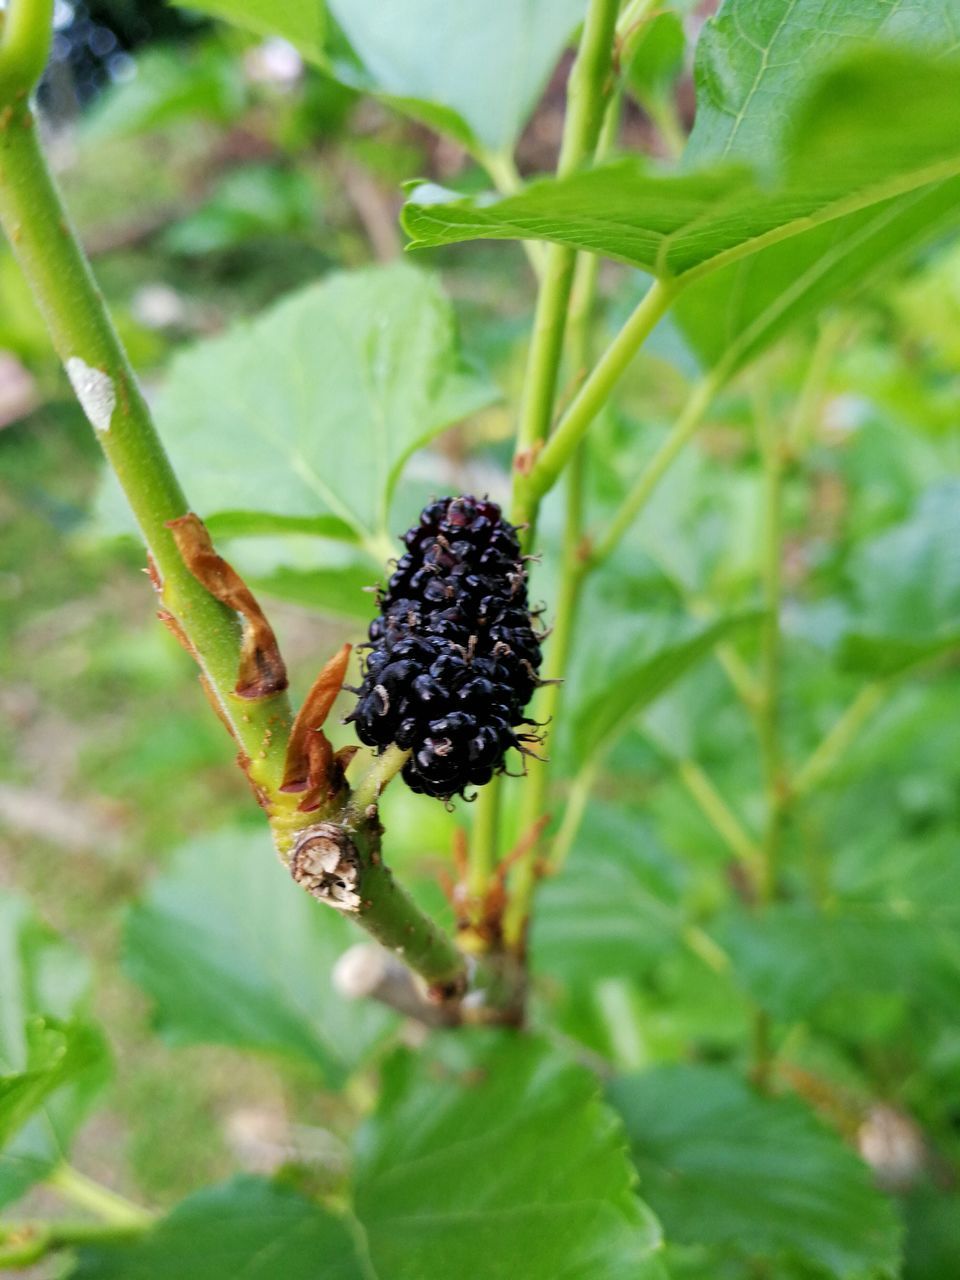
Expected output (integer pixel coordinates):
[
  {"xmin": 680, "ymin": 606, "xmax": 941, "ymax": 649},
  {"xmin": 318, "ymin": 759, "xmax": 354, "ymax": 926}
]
[
  {"xmin": 609, "ymin": 1064, "xmax": 902, "ymax": 1279},
  {"xmin": 353, "ymin": 1030, "xmax": 667, "ymax": 1280},
  {"xmin": 123, "ymin": 829, "xmax": 396, "ymax": 1084},
  {"xmin": 623, "ymin": 12, "xmax": 685, "ymax": 103},
  {"xmin": 0, "ymin": 896, "xmax": 111, "ymax": 1209},
  {"xmin": 0, "ymin": 1017, "xmax": 107, "ymax": 1149}
]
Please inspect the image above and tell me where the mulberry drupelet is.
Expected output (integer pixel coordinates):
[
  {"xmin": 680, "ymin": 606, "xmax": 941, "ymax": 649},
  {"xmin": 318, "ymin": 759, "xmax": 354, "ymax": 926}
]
[{"xmin": 347, "ymin": 496, "xmax": 544, "ymax": 800}]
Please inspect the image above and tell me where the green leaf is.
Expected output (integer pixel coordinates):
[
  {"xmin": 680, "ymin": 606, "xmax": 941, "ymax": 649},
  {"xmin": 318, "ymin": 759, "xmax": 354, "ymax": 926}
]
[
  {"xmin": 213, "ymin": 533, "xmax": 378, "ymax": 621},
  {"xmin": 82, "ymin": 44, "xmax": 245, "ymax": 142},
  {"xmin": 0, "ymin": 895, "xmax": 111, "ymax": 1208},
  {"xmin": 403, "ymin": 47, "xmax": 960, "ymax": 373},
  {"xmin": 835, "ymin": 481, "xmax": 960, "ymax": 676},
  {"xmin": 327, "ymin": 0, "xmax": 586, "ymax": 153},
  {"xmin": 676, "ymin": 0, "xmax": 960, "ymax": 370},
  {"xmin": 850, "ymin": 482, "xmax": 960, "ymax": 637},
  {"xmin": 572, "ymin": 612, "xmax": 762, "ymax": 763},
  {"xmin": 673, "ymin": 180, "xmax": 960, "ymax": 372},
  {"xmin": 161, "ymin": 166, "xmax": 317, "ymax": 256},
  {"xmin": 0, "ymin": 1017, "xmax": 106, "ymax": 1149},
  {"xmin": 170, "ymin": 0, "xmax": 326, "ymax": 62},
  {"xmin": 838, "ymin": 629, "xmax": 960, "ymax": 679},
  {"xmin": 609, "ymin": 1064, "xmax": 902, "ymax": 1279},
  {"xmin": 353, "ymin": 1030, "xmax": 667, "ymax": 1280},
  {"xmin": 248, "ymin": 562, "xmax": 375, "ymax": 618},
  {"xmin": 176, "ymin": 0, "xmax": 585, "ymax": 152},
  {"xmin": 684, "ymin": 0, "xmax": 956, "ymax": 170},
  {"xmin": 123, "ymin": 828, "xmax": 396, "ymax": 1084},
  {"xmin": 68, "ymin": 1175, "xmax": 363, "ymax": 1280},
  {"xmin": 532, "ymin": 805, "xmax": 683, "ymax": 982},
  {"xmin": 903, "ymin": 1187, "xmax": 960, "ymax": 1280},
  {"xmin": 405, "ymin": 48, "xmax": 960, "ymax": 271},
  {"xmin": 624, "ymin": 12, "xmax": 685, "ymax": 101},
  {"xmin": 114, "ymin": 265, "xmax": 494, "ymax": 551},
  {"xmin": 716, "ymin": 903, "xmax": 960, "ymax": 1023}
]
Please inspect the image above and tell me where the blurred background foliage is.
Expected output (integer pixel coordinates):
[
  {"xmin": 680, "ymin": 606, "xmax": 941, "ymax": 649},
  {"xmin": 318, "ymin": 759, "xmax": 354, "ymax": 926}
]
[{"xmin": 2, "ymin": 1, "xmax": 960, "ymax": 1276}]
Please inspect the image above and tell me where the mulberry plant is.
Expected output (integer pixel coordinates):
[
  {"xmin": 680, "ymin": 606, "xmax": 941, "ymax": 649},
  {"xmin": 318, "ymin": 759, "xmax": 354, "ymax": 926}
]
[
  {"xmin": 349, "ymin": 495, "xmax": 544, "ymax": 800},
  {"xmin": 2, "ymin": 0, "xmax": 958, "ymax": 1273}
]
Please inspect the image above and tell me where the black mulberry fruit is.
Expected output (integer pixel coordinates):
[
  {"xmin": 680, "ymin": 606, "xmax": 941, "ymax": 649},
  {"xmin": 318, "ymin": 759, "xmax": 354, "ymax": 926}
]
[{"xmin": 347, "ymin": 496, "xmax": 544, "ymax": 800}]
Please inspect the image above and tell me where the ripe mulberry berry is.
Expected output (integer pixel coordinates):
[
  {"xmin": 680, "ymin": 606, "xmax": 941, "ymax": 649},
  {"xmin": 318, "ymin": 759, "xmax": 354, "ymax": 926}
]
[{"xmin": 347, "ymin": 496, "xmax": 544, "ymax": 800}]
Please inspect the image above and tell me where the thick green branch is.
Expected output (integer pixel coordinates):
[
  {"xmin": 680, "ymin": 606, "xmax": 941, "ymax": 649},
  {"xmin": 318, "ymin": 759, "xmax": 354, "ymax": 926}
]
[
  {"xmin": 0, "ymin": 0, "xmax": 52, "ymax": 99},
  {"xmin": 290, "ymin": 816, "xmax": 467, "ymax": 997},
  {"xmin": 0, "ymin": 25, "xmax": 465, "ymax": 1001},
  {"xmin": 0, "ymin": 99, "xmax": 292, "ymax": 791}
]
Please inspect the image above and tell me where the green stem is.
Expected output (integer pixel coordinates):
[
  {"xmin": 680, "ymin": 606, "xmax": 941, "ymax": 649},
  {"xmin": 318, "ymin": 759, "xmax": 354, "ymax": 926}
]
[
  {"xmin": 469, "ymin": 777, "xmax": 502, "ymax": 900},
  {"xmin": 715, "ymin": 643, "xmax": 764, "ymax": 713},
  {"xmin": 542, "ymin": 757, "xmax": 599, "ymax": 874},
  {"xmin": 0, "ymin": 0, "xmax": 52, "ymax": 99},
  {"xmin": 502, "ymin": 89, "xmax": 624, "ymax": 949},
  {"xmin": 0, "ymin": 96, "xmax": 292, "ymax": 792},
  {"xmin": 520, "ymin": 277, "xmax": 678, "ymax": 517},
  {"xmin": 792, "ymin": 683, "xmax": 888, "ymax": 798},
  {"xmin": 756, "ymin": 392, "xmax": 786, "ymax": 905},
  {"xmin": 511, "ymin": 0, "xmax": 620, "ymax": 545},
  {"xmin": 46, "ymin": 1163, "xmax": 153, "ymax": 1227},
  {"xmin": 475, "ymin": 0, "xmax": 620, "ymax": 908},
  {"xmin": 749, "ymin": 386, "xmax": 787, "ymax": 1088},
  {"xmin": 676, "ymin": 757, "xmax": 763, "ymax": 876},
  {"xmin": 502, "ymin": 554, "xmax": 586, "ymax": 949},
  {"xmin": 687, "ymin": 596, "xmax": 762, "ymax": 712},
  {"xmin": 354, "ymin": 851, "xmax": 467, "ymax": 996},
  {"xmin": 588, "ymin": 370, "xmax": 717, "ymax": 569},
  {"xmin": 0, "ymin": 1218, "xmax": 148, "ymax": 1269},
  {"xmin": 345, "ymin": 745, "xmax": 412, "ymax": 821},
  {"xmin": 644, "ymin": 92, "xmax": 687, "ymax": 161},
  {"xmin": 787, "ymin": 313, "xmax": 848, "ymax": 455}
]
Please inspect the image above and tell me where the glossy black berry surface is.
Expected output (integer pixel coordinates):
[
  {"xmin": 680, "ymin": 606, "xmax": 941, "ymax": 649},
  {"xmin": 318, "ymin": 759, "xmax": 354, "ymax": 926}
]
[{"xmin": 347, "ymin": 496, "xmax": 542, "ymax": 799}]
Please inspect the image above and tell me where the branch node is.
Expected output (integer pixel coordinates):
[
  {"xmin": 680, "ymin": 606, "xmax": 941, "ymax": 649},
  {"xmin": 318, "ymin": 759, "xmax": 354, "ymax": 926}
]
[{"xmin": 290, "ymin": 823, "xmax": 361, "ymax": 912}]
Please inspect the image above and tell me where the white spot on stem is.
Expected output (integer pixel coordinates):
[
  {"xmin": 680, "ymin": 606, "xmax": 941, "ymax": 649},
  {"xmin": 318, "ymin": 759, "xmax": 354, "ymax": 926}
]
[{"xmin": 66, "ymin": 357, "xmax": 116, "ymax": 433}]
